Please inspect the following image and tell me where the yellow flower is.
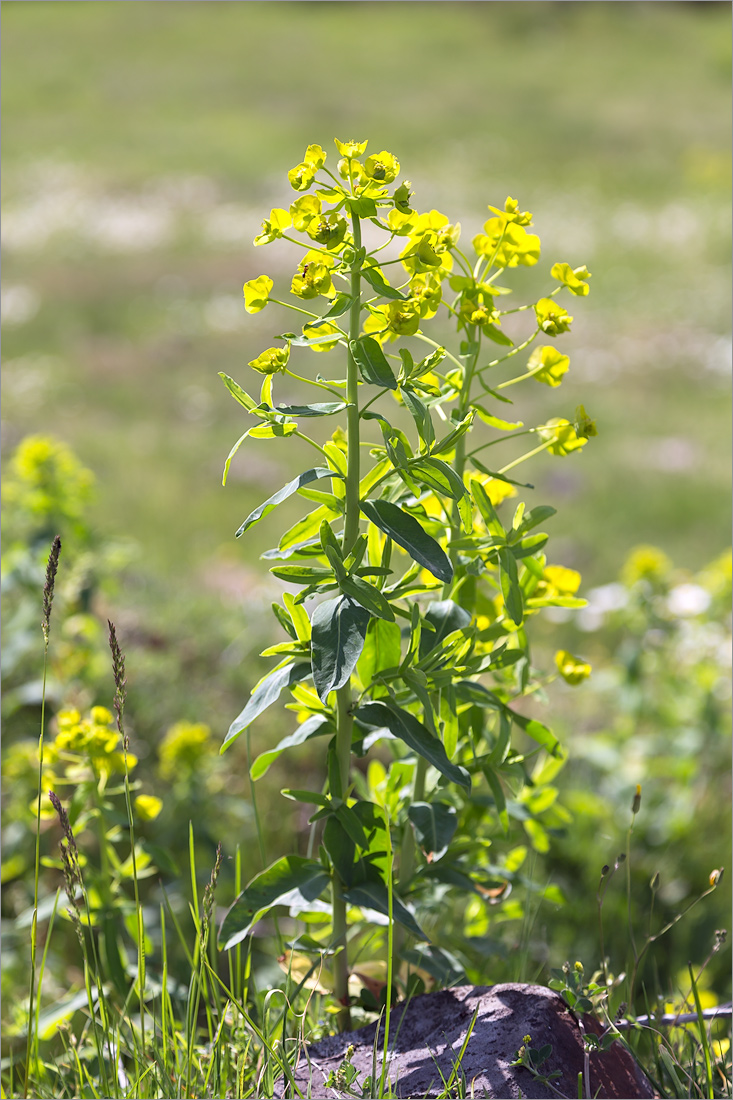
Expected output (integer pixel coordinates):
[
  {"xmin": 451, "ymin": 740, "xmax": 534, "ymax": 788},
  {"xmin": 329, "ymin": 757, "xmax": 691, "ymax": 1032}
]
[
  {"xmin": 135, "ymin": 794, "xmax": 163, "ymax": 821},
  {"xmin": 334, "ymin": 138, "xmax": 368, "ymax": 158},
  {"xmin": 302, "ymin": 321, "xmax": 342, "ymax": 352},
  {"xmin": 159, "ymin": 720, "xmax": 212, "ymax": 781},
  {"xmin": 364, "ymin": 150, "xmax": 400, "ymax": 183},
  {"xmin": 526, "ymin": 346, "xmax": 570, "ymax": 388},
  {"xmin": 253, "ymin": 208, "xmax": 291, "ymax": 245},
  {"xmin": 287, "ymin": 161, "xmax": 316, "ymax": 192},
  {"xmin": 621, "ymin": 545, "xmax": 672, "ymax": 586},
  {"xmin": 243, "ymin": 275, "xmax": 274, "ymax": 314},
  {"xmin": 289, "ymin": 195, "xmax": 322, "ymax": 233},
  {"xmin": 555, "ymin": 650, "xmax": 592, "ymax": 685},
  {"xmin": 487, "ymin": 196, "xmax": 533, "ymax": 226},
  {"xmin": 543, "ymin": 565, "xmax": 582, "ymax": 595},
  {"xmin": 551, "ymin": 262, "xmax": 592, "ymax": 296},
  {"xmin": 303, "ymin": 143, "xmax": 326, "ymax": 169},
  {"xmin": 535, "ymin": 298, "xmax": 573, "ymax": 336},
  {"xmin": 248, "ymin": 346, "xmax": 290, "ymax": 376},
  {"xmin": 538, "ymin": 418, "xmax": 586, "ymax": 455}
]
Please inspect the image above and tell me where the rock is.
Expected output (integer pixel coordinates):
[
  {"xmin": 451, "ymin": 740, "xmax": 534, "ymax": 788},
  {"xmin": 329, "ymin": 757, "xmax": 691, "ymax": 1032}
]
[{"xmin": 275, "ymin": 983, "xmax": 654, "ymax": 1098}]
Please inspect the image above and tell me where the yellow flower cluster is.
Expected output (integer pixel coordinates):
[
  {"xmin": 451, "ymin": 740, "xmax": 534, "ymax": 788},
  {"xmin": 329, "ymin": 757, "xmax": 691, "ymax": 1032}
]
[{"xmin": 53, "ymin": 705, "xmax": 136, "ymax": 775}]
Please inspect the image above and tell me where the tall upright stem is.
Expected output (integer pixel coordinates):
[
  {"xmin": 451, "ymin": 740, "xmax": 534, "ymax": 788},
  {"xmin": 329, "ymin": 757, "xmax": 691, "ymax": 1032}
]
[
  {"xmin": 443, "ymin": 326, "xmax": 479, "ymax": 595},
  {"xmin": 331, "ymin": 209, "xmax": 363, "ymax": 1031}
]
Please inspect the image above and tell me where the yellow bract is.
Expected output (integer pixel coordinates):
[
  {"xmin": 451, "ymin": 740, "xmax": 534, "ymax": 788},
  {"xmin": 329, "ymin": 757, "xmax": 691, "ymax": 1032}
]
[
  {"xmin": 334, "ymin": 138, "xmax": 368, "ymax": 157},
  {"xmin": 248, "ymin": 345, "xmax": 291, "ymax": 375},
  {"xmin": 243, "ymin": 275, "xmax": 273, "ymax": 314},
  {"xmin": 288, "ymin": 162, "xmax": 316, "ymax": 192},
  {"xmin": 551, "ymin": 262, "xmax": 592, "ymax": 296},
  {"xmin": 159, "ymin": 720, "xmax": 212, "ymax": 780},
  {"xmin": 474, "ymin": 220, "xmax": 541, "ymax": 268},
  {"xmin": 254, "ymin": 208, "xmax": 291, "ymax": 246},
  {"xmin": 534, "ymin": 298, "xmax": 573, "ymax": 336},
  {"xmin": 543, "ymin": 565, "xmax": 581, "ymax": 595},
  {"xmin": 527, "ymin": 345, "xmax": 570, "ymax": 387},
  {"xmin": 364, "ymin": 150, "xmax": 400, "ymax": 183},
  {"xmin": 538, "ymin": 418, "xmax": 586, "ymax": 455},
  {"xmin": 554, "ymin": 646, "xmax": 589, "ymax": 682},
  {"xmin": 135, "ymin": 794, "xmax": 163, "ymax": 821}
]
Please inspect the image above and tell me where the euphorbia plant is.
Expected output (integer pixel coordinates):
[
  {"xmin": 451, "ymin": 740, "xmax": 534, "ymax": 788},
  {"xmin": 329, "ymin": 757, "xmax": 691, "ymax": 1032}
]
[{"xmin": 217, "ymin": 138, "xmax": 595, "ymax": 1029}]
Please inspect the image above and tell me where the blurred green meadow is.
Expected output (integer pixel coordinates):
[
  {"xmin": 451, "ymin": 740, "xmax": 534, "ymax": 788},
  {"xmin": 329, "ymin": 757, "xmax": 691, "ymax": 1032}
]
[{"xmin": 1, "ymin": 0, "xmax": 731, "ymax": 1062}]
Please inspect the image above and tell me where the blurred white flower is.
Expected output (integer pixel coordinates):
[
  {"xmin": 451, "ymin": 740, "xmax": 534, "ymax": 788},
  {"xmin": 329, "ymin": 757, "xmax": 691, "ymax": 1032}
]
[
  {"xmin": 667, "ymin": 583, "xmax": 711, "ymax": 618},
  {"xmin": 577, "ymin": 582, "xmax": 628, "ymax": 632}
]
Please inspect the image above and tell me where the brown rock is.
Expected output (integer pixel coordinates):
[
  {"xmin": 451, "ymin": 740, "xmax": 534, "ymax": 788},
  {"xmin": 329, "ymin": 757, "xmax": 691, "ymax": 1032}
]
[{"xmin": 275, "ymin": 983, "xmax": 654, "ymax": 1098}]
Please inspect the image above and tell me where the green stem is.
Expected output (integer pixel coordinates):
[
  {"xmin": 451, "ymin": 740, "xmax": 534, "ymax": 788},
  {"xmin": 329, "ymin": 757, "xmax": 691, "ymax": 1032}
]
[
  {"xmin": 331, "ymin": 209, "xmax": 364, "ymax": 1032},
  {"xmin": 443, "ymin": 326, "xmax": 481, "ymax": 594},
  {"xmin": 24, "ymin": 641, "xmax": 49, "ymax": 1099}
]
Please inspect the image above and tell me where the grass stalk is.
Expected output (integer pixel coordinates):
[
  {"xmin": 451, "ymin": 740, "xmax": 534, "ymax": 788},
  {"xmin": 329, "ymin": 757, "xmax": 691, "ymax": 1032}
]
[{"xmin": 24, "ymin": 535, "xmax": 61, "ymax": 1100}]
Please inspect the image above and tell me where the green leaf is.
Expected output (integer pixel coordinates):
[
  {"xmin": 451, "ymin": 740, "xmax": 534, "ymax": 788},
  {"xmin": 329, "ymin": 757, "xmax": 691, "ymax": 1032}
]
[
  {"xmin": 219, "ymin": 856, "xmax": 330, "ymax": 949},
  {"xmin": 311, "ymin": 596, "xmax": 371, "ymax": 702},
  {"xmin": 407, "ymin": 802, "xmax": 458, "ymax": 861},
  {"xmin": 281, "ymin": 789, "xmax": 330, "ymax": 806},
  {"xmin": 323, "ymin": 816, "xmax": 356, "ymax": 884},
  {"xmin": 361, "ymin": 265, "xmax": 408, "ymax": 301},
  {"xmin": 454, "ymin": 680, "xmax": 503, "ymax": 709},
  {"xmin": 355, "ymin": 701, "xmax": 471, "ymax": 791},
  {"xmin": 413, "ymin": 346, "xmax": 447, "ymax": 378},
  {"xmin": 473, "ymin": 404, "xmax": 523, "ymax": 431},
  {"xmin": 342, "ymin": 880, "xmax": 427, "ymax": 940},
  {"xmin": 236, "ymin": 468, "xmax": 343, "ymax": 537},
  {"xmin": 219, "ymin": 372, "xmax": 257, "ymax": 411},
  {"xmin": 484, "ymin": 324, "xmax": 514, "ymax": 347},
  {"xmin": 512, "ymin": 504, "xmax": 557, "ymax": 538},
  {"xmin": 471, "ymin": 481, "xmax": 506, "ymax": 539},
  {"xmin": 222, "ymin": 430, "xmax": 252, "ymax": 486},
  {"xmin": 360, "ymin": 499, "xmax": 453, "ymax": 583},
  {"xmin": 279, "ymin": 504, "xmax": 342, "ymax": 552},
  {"xmin": 469, "ymin": 457, "xmax": 533, "ymax": 489},
  {"xmin": 248, "ymin": 422, "xmax": 297, "ymax": 439},
  {"xmin": 221, "ymin": 662, "xmax": 311, "ymax": 751},
  {"xmin": 350, "ymin": 336, "xmax": 399, "ymax": 390},
  {"xmin": 270, "ymin": 402, "xmax": 348, "ymax": 418},
  {"xmin": 339, "ymin": 574, "xmax": 395, "ymax": 622},
  {"xmin": 498, "ymin": 547, "xmax": 523, "ymax": 625},
  {"xmin": 250, "ymin": 715, "xmax": 332, "ymax": 780},
  {"xmin": 269, "ymin": 564, "xmax": 334, "ymax": 584},
  {"xmin": 357, "ymin": 618, "xmax": 402, "ymax": 687},
  {"xmin": 482, "ymin": 766, "xmax": 509, "ymax": 835},
  {"xmin": 419, "ymin": 600, "xmax": 471, "ymax": 658},
  {"xmin": 431, "ymin": 410, "xmax": 476, "ymax": 457},
  {"xmin": 511, "ymin": 710, "xmax": 562, "ymax": 757},
  {"xmin": 322, "ymin": 293, "xmax": 353, "ymax": 319},
  {"xmin": 401, "ymin": 388, "xmax": 435, "ymax": 448}
]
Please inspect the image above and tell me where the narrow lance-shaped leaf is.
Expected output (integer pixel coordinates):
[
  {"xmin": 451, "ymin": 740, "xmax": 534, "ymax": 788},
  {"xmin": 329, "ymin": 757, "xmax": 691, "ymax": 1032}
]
[
  {"xmin": 350, "ymin": 336, "xmax": 398, "ymax": 390},
  {"xmin": 311, "ymin": 596, "xmax": 370, "ymax": 702},
  {"xmin": 250, "ymin": 715, "xmax": 332, "ymax": 780},
  {"xmin": 361, "ymin": 265, "xmax": 409, "ymax": 301},
  {"xmin": 498, "ymin": 547, "xmax": 523, "ymax": 626},
  {"xmin": 355, "ymin": 701, "xmax": 471, "ymax": 791},
  {"xmin": 339, "ymin": 574, "xmax": 395, "ymax": 622},
  {"xmin": 342, "ymin": 880, "xmax": 427, "ymax": 940},
  {"xmin": 360, "ymin": 499, "xmax": 453, "ymax": 584},
  {"xmin": 221, "ymin": 662, "xmax": 311, "ymax": 752},
  {"xmin": 357, "ymin": 617, "xmax": 402, "ymax": 687},
  {"xmin": 269, "ymin": 402, "xmax": 348, "ymax": 418},
  {"xmin": 219, "ymin": 372, "xmax": 257, "ymax": 411},
  {"xmin": 219, "ymin": 856, "xmax": 330, "ymax": 950},
  {"xmin": 407, "ymin": 802, "xmax": 458, "ymax": 861},
  {"xmin": 237, "ymin": 468, "xmax": 345, "ymax": 537}
]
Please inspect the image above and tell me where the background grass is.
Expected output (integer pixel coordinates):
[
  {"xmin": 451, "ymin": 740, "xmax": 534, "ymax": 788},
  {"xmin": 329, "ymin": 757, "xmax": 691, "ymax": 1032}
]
[{"xmin": 1, "ymin": 0, "xmax": 731, "ymax": 1073}]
